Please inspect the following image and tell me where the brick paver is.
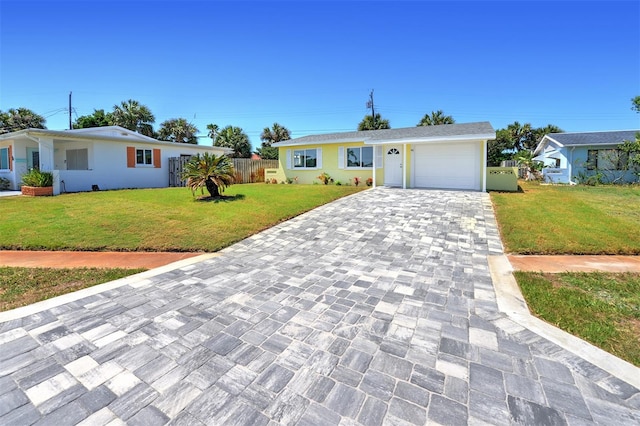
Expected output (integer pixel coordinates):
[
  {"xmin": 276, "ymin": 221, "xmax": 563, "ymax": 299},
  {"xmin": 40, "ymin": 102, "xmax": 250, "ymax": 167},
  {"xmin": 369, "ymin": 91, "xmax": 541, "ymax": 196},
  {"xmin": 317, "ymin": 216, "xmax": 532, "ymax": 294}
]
[{"xmin": 1, "ymin": 188, "xmax": 638, "ymax": 424}]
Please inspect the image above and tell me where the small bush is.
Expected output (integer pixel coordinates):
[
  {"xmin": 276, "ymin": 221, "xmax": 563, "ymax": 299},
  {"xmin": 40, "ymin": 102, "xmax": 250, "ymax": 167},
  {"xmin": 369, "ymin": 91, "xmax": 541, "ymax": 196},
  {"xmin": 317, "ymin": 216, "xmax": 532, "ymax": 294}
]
[
  {"xmin": 21, "ymin": 169, "xmax": 53, "ymax": 187},
  {"xmin": 0, "ymin": 177, "xmax": 9, "ymax": 190}
]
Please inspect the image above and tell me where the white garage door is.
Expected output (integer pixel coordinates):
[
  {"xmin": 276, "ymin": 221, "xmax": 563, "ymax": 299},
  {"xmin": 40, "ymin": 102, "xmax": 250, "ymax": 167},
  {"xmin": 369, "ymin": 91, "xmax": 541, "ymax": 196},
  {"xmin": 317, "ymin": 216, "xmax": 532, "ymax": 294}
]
[{"xmin": 413, "ymin": 143, "xmax": 480, "ymax": 190}]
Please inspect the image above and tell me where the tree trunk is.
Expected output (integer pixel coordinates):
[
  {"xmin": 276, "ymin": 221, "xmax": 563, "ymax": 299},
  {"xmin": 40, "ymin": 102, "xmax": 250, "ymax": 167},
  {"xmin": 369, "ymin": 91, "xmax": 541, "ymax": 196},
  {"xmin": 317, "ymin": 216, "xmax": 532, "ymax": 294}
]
[{"xmin": 205, "ymin": 179, "xmax": 220, "ymax": 197}]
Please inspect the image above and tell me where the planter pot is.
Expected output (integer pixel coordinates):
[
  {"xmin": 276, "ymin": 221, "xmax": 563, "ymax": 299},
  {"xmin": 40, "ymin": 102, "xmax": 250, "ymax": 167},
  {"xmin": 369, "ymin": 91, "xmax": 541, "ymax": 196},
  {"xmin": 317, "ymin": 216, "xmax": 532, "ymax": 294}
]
[{"xmin": 21, "ymin": 186, "xmax": 53, "ymax": 196}]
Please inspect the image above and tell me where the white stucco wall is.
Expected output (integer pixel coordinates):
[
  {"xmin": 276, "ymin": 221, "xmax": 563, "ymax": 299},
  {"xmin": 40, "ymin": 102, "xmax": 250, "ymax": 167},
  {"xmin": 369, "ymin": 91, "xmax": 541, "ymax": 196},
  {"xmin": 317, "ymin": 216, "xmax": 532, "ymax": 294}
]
[{"xmin": 57, "ymin": 140, "xmax": 226, "ymax": 193}]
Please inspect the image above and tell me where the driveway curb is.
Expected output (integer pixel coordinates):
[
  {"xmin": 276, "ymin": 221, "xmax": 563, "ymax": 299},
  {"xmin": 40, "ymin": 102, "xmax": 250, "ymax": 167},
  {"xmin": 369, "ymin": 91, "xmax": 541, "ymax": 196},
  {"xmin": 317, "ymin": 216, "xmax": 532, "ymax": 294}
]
[{"xmin": 489, "ymin": 254, "xmax": 640, "ymax": 390}]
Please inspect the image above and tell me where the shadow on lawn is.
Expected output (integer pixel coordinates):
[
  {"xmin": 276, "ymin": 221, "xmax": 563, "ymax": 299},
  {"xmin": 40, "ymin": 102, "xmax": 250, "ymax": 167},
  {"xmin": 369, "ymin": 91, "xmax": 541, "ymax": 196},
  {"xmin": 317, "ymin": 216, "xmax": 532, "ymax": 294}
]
[{"xmin": 194, "ymin": 194, "xmax": 246, "ymax": 203}]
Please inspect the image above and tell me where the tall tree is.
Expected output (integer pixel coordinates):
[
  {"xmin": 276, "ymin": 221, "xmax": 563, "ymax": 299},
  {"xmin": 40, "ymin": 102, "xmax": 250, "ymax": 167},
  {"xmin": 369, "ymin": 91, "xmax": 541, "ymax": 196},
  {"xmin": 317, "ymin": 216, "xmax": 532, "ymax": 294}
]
[
  {"xmin": 487, "ymin": 128, "xmax": 516, "ymax": 166},
  {"xmin": 632, "ymin": 96, "xmax": 640, "ymax": 113},
  {"xmin": 213, "ymin": 125, "xmax": 251, "ymax": 158},
  {"xmin": 532, "ymin": 124, "xmax": 564, "ymax": 148},
  {"xmin": 0, "ymin": 108, "xmax": 46, "ymax": 133},
  {"xmin": 73, "ymin": 109, "xmax": 113, "ymax": 129},
  {"xmin": 257, "ymin": 122, "xmax": 291, "ymax": 159},
  {"xmin": 357, "ymin": 113, "xmax": 390, "ymax": 130},
  {"xmin": 417, "ymin": 110, "xmax": 455, "ymax": 126},
  {"xmin": 158, "ymin": 118, "xmax": 199, "ymax": 144},
  {"xmin": 181, "ymin": 152, "xmax": 235, "ymax": 198},
  {"xmin": 206, "ymin": 123, "xmax": 220, "ymax": 143},
  {"xmin": 111, "ymin": 99, "xmax": 155, "ymax": 137}
]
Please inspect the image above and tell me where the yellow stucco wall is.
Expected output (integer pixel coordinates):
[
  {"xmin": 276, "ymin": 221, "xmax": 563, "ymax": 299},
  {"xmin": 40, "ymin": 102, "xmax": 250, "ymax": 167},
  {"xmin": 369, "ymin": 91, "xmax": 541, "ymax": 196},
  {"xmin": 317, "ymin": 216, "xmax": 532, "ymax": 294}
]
[{"xmin": 278, "ymin": 143, "xmax": 378, "ymax": 186}]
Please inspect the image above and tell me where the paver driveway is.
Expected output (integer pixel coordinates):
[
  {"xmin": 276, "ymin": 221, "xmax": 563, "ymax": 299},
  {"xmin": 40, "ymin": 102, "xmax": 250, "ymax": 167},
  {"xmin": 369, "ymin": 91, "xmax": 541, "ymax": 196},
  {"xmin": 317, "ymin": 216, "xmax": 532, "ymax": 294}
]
[{"xmin": 1, "ymin": 188, "xmax": 638, "ymax": 425}]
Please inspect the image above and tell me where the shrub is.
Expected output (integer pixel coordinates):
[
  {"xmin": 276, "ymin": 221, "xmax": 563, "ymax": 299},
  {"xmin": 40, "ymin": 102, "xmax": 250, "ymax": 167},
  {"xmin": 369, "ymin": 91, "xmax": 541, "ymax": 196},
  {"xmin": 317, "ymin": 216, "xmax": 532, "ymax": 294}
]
[
  {"xmin": 317, "ymin": 172, "xmax": 332, "ymax": 185},
  {"xmin": 21, "ymin": 169, "xmax": 53, "ymax": 187},
  {"xmin": 0, "ymin": 177, "xmax": 9, "ymax": 190}
]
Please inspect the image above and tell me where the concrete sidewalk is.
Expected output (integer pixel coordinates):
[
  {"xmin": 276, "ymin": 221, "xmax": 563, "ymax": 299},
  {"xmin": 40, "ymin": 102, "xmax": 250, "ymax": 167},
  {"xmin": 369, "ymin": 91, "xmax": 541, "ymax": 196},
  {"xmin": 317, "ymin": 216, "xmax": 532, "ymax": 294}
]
[
  {"xmin": 507, "ymin": 254, "xmax": 640, "ymax": 273},
  {"xmin": 2, "ymin": 251, "xmax": 639, "ymax": 274},
  {"xmin": 0, "ymin": 251, "xmax": 204, "ymax": 269}
]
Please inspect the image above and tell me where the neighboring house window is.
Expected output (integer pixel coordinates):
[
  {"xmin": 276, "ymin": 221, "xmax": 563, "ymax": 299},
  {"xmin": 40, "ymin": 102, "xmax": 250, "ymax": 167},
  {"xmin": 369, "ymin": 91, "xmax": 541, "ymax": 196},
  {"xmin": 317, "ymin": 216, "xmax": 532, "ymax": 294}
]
[
  {"xmin": 293, "ymin": 149, "xmax": 318, "ymax": 168},
  {"xmin": 0, "ymin": 147, "xmax": 9, "ymax": 170},
  {"xmin": 66, "ymin": 149, "xmax": 88, "ymax": 170},
  {"xmin": 137, "ymin": 149, "xmax": 153, "ymax": 165},
  {"xmin": 346, "ymin": 147, "xmax": 373, "ymax": 168},
  {"xmin": 587, "ymin": 150, "xmax": 597, "ymax": 170},
  {"xmin": 587, "ymin": 149, "xmax": 627, "ymax": 171},
  {"xmin": 126, "ymin": 146, "xmax": 161, "ymax": 168}
]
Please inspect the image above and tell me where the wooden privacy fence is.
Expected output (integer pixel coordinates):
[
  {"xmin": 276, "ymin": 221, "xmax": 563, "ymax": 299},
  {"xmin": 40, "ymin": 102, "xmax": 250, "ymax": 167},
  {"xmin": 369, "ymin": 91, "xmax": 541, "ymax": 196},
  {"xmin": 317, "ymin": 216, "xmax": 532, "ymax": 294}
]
[
  {"xmin": 231, "ymin": 159, "xmax": 278, "ymax": 184},
  {"xmin": 169, "ymin": 157, "xmax": 279, "ymax": 187},
  {"xmin": 169, "ymin": 157, "xmax": 191, "ymax": 187}
]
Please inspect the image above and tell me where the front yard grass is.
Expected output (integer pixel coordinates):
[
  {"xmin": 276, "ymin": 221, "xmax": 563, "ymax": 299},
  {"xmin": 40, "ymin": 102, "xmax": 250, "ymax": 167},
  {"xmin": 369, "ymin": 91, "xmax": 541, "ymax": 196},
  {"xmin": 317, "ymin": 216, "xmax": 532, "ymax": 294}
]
[
  {"xmin": 490, "ymin": 181, "xmax": 640, "ymax": 254},
  {"xmin": 515, "ymin": 271, "xmax": 640, "ymax": 367},
  {"xmin": 0, "ymin": 184, "xmax": 366, "ymax": 252},
  {"xmin": 0, "ymin": 267, "xmax": 145, "ymax": 311}
]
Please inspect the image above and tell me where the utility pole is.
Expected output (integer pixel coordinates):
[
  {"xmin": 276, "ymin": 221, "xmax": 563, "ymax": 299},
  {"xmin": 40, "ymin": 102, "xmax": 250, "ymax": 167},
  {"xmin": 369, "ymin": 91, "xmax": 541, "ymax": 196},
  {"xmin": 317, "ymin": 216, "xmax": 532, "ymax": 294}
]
[
  {"xmin": 366, "ymin": 89, "xmax": 375, "ymax": 129},
  {"xmin": 68, "ymin": 91, "xmax": 72, "ymax": 130}
]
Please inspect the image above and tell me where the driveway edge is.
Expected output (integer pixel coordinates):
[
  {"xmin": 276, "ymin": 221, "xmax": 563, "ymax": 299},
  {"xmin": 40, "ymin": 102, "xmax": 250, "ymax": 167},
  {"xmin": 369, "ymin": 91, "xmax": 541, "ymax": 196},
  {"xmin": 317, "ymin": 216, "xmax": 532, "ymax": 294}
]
[{"xmin": 489, "ymin": 254, "xmax": 640, "ymax": 390}]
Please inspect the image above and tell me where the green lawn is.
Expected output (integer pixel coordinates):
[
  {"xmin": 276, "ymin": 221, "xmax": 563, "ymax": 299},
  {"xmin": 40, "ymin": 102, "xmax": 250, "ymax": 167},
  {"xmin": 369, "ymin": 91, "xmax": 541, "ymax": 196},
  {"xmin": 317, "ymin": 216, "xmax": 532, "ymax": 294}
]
[
  {"xmin": 0, "ymin": 184, "xmax": 366, "ymax": 252},
  {"xmin": 0, "ymin": 267, "xmax": 145, "ymax": 311},
  {"xmin": 491, "ymin": 181, "xmax": 640, "ymax": 254},
  {"xmin": 516, "ymin": 271, "xmax": 640, "ymax": 367}
]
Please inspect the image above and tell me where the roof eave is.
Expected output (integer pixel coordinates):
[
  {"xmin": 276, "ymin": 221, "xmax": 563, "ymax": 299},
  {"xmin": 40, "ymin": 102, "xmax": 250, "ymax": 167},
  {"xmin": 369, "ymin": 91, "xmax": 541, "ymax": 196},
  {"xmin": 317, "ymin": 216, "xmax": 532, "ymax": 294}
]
[{"xmin": 365, "ymin": 133, "xmax": 495, "ymax": 145}]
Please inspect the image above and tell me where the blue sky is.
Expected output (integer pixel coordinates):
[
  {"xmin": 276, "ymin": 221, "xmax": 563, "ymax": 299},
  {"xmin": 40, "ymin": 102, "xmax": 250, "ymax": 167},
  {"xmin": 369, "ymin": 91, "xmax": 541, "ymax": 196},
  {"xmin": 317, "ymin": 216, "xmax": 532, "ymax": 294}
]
[{"xmin": 1, "ymin": 0, "xmax": 639, "ymax": 149}]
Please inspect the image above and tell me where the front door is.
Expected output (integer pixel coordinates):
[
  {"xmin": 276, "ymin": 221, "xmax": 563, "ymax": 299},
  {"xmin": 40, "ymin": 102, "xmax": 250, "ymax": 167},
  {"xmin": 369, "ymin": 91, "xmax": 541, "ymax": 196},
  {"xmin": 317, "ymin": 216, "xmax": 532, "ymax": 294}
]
[
  {"xmin": 384, "ymin": 145, "xmax": 402, "ymax": 187},
  {"xmin": 27, "ymin": 148, "xmax": 40, "ymax": 170}
]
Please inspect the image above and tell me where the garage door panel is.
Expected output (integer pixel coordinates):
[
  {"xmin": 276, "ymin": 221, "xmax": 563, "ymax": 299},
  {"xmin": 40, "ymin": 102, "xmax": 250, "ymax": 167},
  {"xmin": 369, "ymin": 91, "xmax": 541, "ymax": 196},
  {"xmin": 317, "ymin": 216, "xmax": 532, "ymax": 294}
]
[{"xmin": 413, "ymin": 143, "xmax": 479, "ymax": 190}]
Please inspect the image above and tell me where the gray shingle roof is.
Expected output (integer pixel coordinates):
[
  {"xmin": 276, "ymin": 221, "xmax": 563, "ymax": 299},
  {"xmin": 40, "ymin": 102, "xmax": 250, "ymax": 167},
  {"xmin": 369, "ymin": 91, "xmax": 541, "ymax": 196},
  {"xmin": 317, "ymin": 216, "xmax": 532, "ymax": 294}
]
[
  {"xmin": 546, "ymin": 130, "xmax": 639, "ymax": 147},
  {"xmin": 272, "ymin": 122, "xmax": 495, "ymax": 147}
]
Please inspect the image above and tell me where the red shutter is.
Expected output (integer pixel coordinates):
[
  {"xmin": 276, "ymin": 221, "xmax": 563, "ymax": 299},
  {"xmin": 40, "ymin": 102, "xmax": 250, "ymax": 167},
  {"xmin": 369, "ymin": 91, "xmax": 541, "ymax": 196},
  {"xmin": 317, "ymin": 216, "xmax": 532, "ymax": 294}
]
[
  {"xmin": 8, "ymin": 145, "xmax": 12, "ymax": 171},
  {"xmin": 153, "ymin": 149, "xmax": 161, "ymax": 168},
  {"xmin": 127, "ymin": 147, "xmax": 135, "ymax": 168}
]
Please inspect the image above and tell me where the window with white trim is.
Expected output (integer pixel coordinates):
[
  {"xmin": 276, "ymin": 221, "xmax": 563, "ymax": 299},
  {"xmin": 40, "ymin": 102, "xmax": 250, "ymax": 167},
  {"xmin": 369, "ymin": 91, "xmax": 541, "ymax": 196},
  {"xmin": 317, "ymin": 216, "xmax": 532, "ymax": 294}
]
[
  {"xmin": 293, "ymin": 149, "xmax": 318, "ymax": 168},
  {"xmin": 136, "ymin": 148, "xmax": 153, "ymax": 165},
  {"xmin": 346, "ymin": 146, "xmax": 373, "ymax": 168},
  {"xmin": 0, "ymin": 147, "xmax": 8, "ymax": 170}
]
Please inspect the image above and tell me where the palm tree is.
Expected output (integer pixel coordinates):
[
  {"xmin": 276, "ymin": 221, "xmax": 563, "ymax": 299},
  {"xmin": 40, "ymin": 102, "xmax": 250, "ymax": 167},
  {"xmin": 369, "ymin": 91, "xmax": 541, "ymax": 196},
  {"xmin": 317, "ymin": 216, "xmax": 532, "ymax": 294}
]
[
  {"xmin": 181, "ymin": 152, "xmax": 235, "ymax": 198},
  {"xmin": 417, "ymin": 110, "xmax": 455, "ymax": 126},
  {"xmin": 257, "ymin": 123, "xmax": 291, "ymax": 159},
  {"xmin": 206, "ymin": 123, "xmax": 220, "ymax": 143},
  {"xmin": 0, "ymin": 108, "xmax": 46, "ymax": 133},
  {"xmin": 111, "ymin": 99, "xmax": 155, "ymax": 137},
  {"xmin": 357, "ymin": 113, "xmax": 390, "ymax": 130},
  {"xmin": 531, "ymin": 124, "xmax": 563, "ymax": 150},
  {"xmin": 213, "ymin": 125, "xmax": 252, "ymax": 158},
  {"xmin": 158, "ymin": 118, "xmax": 199, "ymax": 144}
]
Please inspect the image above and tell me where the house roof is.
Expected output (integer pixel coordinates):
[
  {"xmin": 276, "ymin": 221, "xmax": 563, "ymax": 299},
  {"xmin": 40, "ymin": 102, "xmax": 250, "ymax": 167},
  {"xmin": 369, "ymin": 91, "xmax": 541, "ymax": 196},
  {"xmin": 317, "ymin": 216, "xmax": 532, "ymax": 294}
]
[
  {"xmin": 0, "ymin": 126, "xmax": 233, "ymax": 153},
  {"xmin": 272, "ymin": 122, "xmax": 495, "ymax": 147},
  {"xmin": 534, "ymin": 130, "xmax": 639, "ymax": 155}
]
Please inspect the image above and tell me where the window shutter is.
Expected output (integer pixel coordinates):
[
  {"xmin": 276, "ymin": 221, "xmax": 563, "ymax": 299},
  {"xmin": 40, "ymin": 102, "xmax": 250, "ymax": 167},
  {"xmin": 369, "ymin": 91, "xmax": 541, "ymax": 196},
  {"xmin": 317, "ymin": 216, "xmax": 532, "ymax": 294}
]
[
  {"xmin": 375, "ymin": 146, "xmax": 383, "ymax": 169},
  {"xmin": 8, "ymin": 145, "xmax": 12, "ymax": 171},
  {"xmin": 338, "ymin": 147, "xmax": 344, "ymax": 169},
  {"xmin": 127, "ymin": 146, "xmax": 136, "ymax": 168},
  {"xmin": 316, "ymin": 148, "xmax": 322, "ymax": 169},
  {"xmin": 286, "ymin": 149, "xmax": 291, "ymax": 169},
  {"xmin": 153, "ymin": 149, "xmax": 161, "ymax": 168}
]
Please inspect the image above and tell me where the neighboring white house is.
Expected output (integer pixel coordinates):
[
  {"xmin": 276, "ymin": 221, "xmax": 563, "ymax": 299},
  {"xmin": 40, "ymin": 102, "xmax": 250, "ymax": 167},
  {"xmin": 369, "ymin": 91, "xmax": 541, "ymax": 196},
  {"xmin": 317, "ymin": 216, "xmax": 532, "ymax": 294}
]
[
  {"xmin": 0, "ymin": 126, "xmax": 231, "ymax": 194},
  {"xmin": 270, "ymin": 122, "xmax": 496, "ymax": 191},
  {"xmin": 533, "ymin": 130, "xmax": 639, "ymax": 184}
]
